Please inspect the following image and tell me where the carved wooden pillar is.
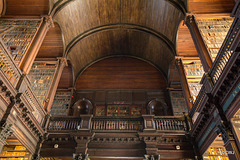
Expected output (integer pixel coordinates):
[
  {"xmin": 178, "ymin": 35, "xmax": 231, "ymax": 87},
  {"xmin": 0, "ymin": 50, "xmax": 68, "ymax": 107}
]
[
  {"xmin": 185, "ymin": 15, "xmax": 212, "ymax": 72},
  {"xmin": 144, "ymin": 155, "xmax": 160, "ymax": 160},
  {"xmin": 0, "ymin": 123, "xmax": 15, "ymax": 153},
  {"xmin": 175, "ymin": 58, "xmax": 193, "ymax": 111},
  {"xmin": 44, "ymin": 58, "xmax": 68, "ymax": 113},
  {"xmin": 73, "ymin": 153, "xmax": 90, "ymax": 160},
  {"xmin": 19, "ymin": 16, "xmax": 54, "ymax": 74},
  {"xmin": 71, "ymin": 132, "xmax": 95, "ymax": 156},
  {"xmin": 31, "ymin": 133, "xmax": 48, "ymax": 160}
]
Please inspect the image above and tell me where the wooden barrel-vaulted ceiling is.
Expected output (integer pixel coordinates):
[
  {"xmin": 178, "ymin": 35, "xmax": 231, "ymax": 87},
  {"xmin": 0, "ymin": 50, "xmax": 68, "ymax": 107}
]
[{"xmin": 50, "ymin": 0, "xmax": 187, "ymax": 81}]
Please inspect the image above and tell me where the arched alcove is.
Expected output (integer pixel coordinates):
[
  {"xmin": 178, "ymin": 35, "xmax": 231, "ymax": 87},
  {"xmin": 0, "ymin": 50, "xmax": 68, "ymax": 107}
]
[{"xmin": 75, "ymin": 56, "xmax": 167, "ymax": 90}]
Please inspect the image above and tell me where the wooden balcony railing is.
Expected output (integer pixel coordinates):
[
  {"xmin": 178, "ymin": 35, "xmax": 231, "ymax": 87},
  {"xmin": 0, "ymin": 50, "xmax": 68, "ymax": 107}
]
[
  {"xmin": 190, "ymin": 16, "xmax": 240, "ymax": 119},
  {"xmin": 47, "ymin": 115, "xmax": 189, "ymax": 132},
  {"xmin": 91, "ymin": 117, "xmax": 143, "ymax": 131},
  {"xmin": 48, "ymin": 116, "xmax": 82, "ymax": 131},
  {"xmin": 0, "ymin": 39, "xmax": 21, "ymax": 88},
  {"xmin": 0, "ymin": 38, "xmax": 46, "ymax": 126},
  {"xmin": 209, "ymin": 18, "xmax": 240, "ymax": 85},
  {"xmin": 154, "ymin": 116, "xmax": 187, "ymax": 131}
]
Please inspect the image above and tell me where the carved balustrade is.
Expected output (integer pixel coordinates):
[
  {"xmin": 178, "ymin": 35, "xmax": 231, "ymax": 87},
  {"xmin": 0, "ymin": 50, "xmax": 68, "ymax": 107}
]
[
  {"xmin": 47, "ymin": 115, "xmax": 190, "ymax": 132},
  {"xmin": 48, "ymin": 116, "xmax": 82, "ymax": 131},
  {"xmin": 190, "ymin": 15, "xmax": 240, "ymax": 120},
  {"xmin": 0, "ymin": 39, "xmax": 46, "ymax": 138},
  {"xmin": 0, "ymin": 39, "xmax": 21, "ymax": 88},
  {"xmin": 153, "ymin": 116, "xmax": 187, "ymax": 131},
  {"xmin": 91, "ymin": 116, "xmax": 143, "ymax": 131}
]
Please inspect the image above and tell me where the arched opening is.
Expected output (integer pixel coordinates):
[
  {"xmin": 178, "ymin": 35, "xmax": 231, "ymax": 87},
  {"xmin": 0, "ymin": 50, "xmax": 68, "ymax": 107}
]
[{"xmin": 71, "ymin": 56, "xmax": 172, "ymax": 117}]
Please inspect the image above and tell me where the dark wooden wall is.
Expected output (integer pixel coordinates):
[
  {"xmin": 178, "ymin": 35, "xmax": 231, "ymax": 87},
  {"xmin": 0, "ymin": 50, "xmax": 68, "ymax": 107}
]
[
  {"xmin": 5, "ymin": 0, "xmax": 49, "ymax": 16},
  {"xmin": 75, "ymin": 57, "xmax": 167, "ymax": 90},
  {"xmin": 188, "ymin": 0, "xmax": 235, "ymax": 13},
  {"xmin": 58, "ymin": 62, "xmax": 74, "ymax": 89},
  {"xmin": 37, "ymin": 23, "xmax": 64, "ymax": 58},
  {"xmin": 177, "ymin": 21, "xmax": 198, "ymax": 57}
]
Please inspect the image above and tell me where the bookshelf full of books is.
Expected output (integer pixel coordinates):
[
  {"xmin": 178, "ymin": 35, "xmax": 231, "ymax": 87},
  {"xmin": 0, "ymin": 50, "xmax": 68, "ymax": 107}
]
[
  {"xmin": 170, "ymin": 91, "xmax": 188, "ymax": 116},
  {"xmin": 28, "ymin": 62, "xmax": 57, "ymax": 106},
  {"xmin": 0, "ymin": 145, "xmax": 31, "ymax": 160},
  {"xmin": 50, "ymin": 90, "xmax": 72, "ymax": 116},
  {"xmin": 0, "ymin": 20, "xmax": 40, "ymax": 65},
  {"xmin": 183, "ymin": 60, "xmax": 204, "ymax": 102},
  {"xmin": 203, "ymin": 147, "xmax": 229, "ymax": 160},
  {"xmin": 196, "ymin": 17, "xmax": 234, "ymax": 62},
  {"xmin": 95, "ymin": 105, "xmax": 142, "ymax": 117}
]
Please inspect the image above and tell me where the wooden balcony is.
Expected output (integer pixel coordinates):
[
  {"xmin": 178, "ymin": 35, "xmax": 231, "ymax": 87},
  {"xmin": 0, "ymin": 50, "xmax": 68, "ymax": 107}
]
[
  {"xmin": 47, "ymin": 115, "xmax": 188, "ymax": 133},
  {"xmin": 42, "ymin": 115, "xmax": 193, "ymax": 159},
  {"xmin": 0, "ymin": 39, "xmax": 46, "ymax": 148},
  {"xmin": 189, "ymin": 2, "xmax": 240, "ymax": 154}
]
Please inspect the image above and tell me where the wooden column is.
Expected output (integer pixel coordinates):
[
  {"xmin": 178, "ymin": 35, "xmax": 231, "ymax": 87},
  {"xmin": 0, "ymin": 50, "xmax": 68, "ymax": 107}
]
[
  {"xmin": 175, "ymin": 58, "xmax": 193, "ymax": 111},
  {"xmin": 44, "ymin": 58, "xmax": 68, "ymax": 113},
  {"xmin": 31, "ymin": 133, "xmax": 48, "ymax": 160},
  {"xmin": 185, "ymin": 15, "xmax": 212, "ymax": 72},
  {"xmin": 19, "ymin": 16, "xmax": 54, "ymax": 74}
]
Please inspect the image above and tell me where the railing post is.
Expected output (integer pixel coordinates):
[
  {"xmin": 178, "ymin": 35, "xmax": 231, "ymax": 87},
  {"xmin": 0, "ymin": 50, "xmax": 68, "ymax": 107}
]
[
  {"xmin": 79, "ymin": 115, "xmax": 93, "ymax": 130},
  {"xmin": 142, "ymin": 115, "xmax": 156, "ymax": 131},
  {"xmin": 44, "ymin": 58, "xmax": 68, "ymax": 113},
  {"xmin": 185, "ymin": 15, "xmax": 212, "ymax": 72},
  {"xmin": 175, "ymin": 58, "xmax": 193, "ymax": 111},
  {"xmin": 19, "ymin": 16, "xmax": 54, "ymax": 75}
]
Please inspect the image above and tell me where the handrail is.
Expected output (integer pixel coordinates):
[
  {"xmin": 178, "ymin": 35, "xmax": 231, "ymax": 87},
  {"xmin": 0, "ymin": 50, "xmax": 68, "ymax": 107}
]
[
  {"xmin": 22, "ymin": 75, "xmax": 46, "ymax": 122},
  {"xmin": 0, "ymin": 39, "xmax": 21, "ymax": 88},
  {"xmin": 189, "ymin": 85, "xmax": 206, "ymax": 117}
]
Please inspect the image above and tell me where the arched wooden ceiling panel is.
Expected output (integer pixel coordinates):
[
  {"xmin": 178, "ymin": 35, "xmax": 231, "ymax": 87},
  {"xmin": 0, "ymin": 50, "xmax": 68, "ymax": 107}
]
[
  {"xmin": 51, "ymin": 0, "xmax": 186, "ymax": 81},
  {"xmin": 5, "ymin": 0, "xmax": 49, "ymax": 16},
  {"xmin": 67, "ymin": 29, "xmax": 174, "ymax": 81},
  {"xmin": 37, "ymin": 23, "xmax": 64, "ymax": 58},
  {"xmin": 54, "ymin": 0, "xmax": 184, "ymax": 46},
  {"xmin": 75, "ymin": 57, "xmax": 167, "ymax": 90}
]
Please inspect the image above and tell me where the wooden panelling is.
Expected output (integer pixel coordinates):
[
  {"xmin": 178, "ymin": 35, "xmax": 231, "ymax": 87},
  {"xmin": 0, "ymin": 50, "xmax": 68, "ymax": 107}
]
[
  {"xmin": 37, "ymin": 23, "xmax": 63, "ymax": 58},
  {"xmin": 177, "ymin": 21, "xmax": 198, "ymax": 57},
  {"xmin": 188, "ymin": 0, "xmax": 235, "ymax": 13},
  {"xmin": 53, "ymin": 0, "xmax": 185, "ymax": 80},
  {"xmin": 68, "ymin": 29, "xmax": 174, "ymax": 80},
  {"xmin": 168, "ymin": 60, "xmax": 182, "ymax": 89},
  {"xmin": 57, "ymin": 63, "xmax": 73, "ymax": 89},
  {"xmin": 75, "ymin": 57, "xmax": 167, "ymax": 90},
  {"xmin": 5, "ymin": 0, "xmax": 49, "ymax": 16}
]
